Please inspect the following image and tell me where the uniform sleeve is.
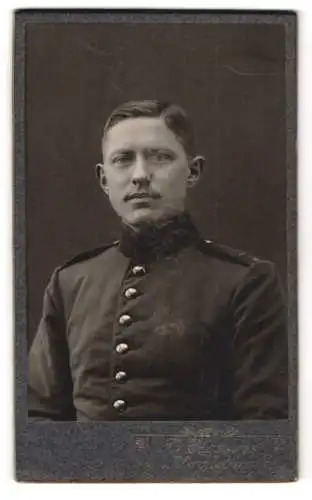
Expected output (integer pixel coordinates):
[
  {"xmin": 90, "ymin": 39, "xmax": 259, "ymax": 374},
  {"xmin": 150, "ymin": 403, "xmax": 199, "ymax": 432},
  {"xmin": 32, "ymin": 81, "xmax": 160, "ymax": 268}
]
[
  {"xmin": 28, "ymin": 269, "xmax": 76, "ymax": 421},
  {"xmin": 230, "ymin": 260, "xmax": 289, "ymax": 419}
]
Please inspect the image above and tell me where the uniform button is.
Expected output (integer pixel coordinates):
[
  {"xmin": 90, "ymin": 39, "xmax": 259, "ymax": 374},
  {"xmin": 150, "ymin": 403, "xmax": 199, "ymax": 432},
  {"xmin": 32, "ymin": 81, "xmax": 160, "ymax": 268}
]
[
  {"xmin": 113, "ymin": 399, "xmax": 126, "ymax": 411},
  {"xmin": 119, "ymin": 314, "xmax": 132, "ymax": 326},
  {"xmin": 115, "ymin": 370, "xmax": 127, "ymax": 382},
  {"xmin": 124, "ymin": 287, "xmax": 138, "ymax": 299},
  {"xmin": 132, "ymin": 265, "xmax": 146, "ymax": 276},
  {"xmin": 115, "ymin": 342, "xmax": 129, "ymax": 354}
]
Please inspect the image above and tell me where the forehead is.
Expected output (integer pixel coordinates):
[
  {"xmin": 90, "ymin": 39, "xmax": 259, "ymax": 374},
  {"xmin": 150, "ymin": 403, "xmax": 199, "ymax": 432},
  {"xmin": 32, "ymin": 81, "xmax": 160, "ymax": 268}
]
[{"xmin": 104, "ymin": 117, "xmax": 185, "ymax": 154}]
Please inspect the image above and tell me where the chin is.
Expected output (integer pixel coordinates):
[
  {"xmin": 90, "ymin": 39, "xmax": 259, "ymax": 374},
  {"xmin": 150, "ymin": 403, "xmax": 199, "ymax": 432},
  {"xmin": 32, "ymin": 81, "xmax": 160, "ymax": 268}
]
[{"xmin": 123, "ymin": 207, "xmax": 164, "ymax": 227}]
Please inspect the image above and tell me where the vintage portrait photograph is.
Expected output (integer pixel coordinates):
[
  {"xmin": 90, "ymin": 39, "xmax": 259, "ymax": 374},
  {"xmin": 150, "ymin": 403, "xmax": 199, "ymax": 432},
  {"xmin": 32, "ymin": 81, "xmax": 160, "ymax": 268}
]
[{"xmin": 14, "ymin": 10, "xmax": 297, "ymax": 482}]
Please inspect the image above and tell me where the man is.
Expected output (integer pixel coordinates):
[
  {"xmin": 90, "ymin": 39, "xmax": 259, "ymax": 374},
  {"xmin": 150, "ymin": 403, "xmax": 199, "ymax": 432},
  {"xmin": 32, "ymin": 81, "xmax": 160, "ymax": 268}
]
[{"xmin": 28, "ymin": 100, "xmax": 288, "ymax": 421}]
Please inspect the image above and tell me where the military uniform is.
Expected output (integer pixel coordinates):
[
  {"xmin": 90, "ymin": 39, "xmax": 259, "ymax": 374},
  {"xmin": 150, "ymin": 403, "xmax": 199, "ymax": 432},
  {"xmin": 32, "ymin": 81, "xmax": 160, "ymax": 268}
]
[{"xmin": 28, "ymin": 213, "xmax": 288, "ymax": 421}]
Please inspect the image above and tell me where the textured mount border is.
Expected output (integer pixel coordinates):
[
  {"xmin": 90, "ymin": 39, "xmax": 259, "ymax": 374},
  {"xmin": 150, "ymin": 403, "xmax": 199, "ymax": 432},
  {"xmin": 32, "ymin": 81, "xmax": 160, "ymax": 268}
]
[{"xmin": 14, "ymin": 10, "xmax": 297, "ymax": 482}]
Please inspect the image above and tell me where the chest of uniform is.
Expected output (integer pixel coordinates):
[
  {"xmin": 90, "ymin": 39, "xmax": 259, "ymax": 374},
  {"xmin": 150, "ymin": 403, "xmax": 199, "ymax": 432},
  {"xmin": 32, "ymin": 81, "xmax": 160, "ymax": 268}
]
[{"xmin": 66, "ymin": 257, "xmax": 231, "ymax": 371}]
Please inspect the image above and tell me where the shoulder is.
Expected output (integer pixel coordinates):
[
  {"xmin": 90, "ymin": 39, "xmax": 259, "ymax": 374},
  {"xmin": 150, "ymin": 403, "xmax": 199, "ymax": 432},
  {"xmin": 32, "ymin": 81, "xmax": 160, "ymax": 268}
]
[
  {"xmin": 58, "ymin": 241, "xmax": 119, "ymax": 272},
  {"xmin": 195, "ymin": 239, "xmax": 282, "ymax": 298},
  {"xmin": 195, "ymin": 238, "xmax": 278, "ymax": 284},
  {"xmin": 196, "ymin": 238, "xmax": 263, "ymax": 268}
]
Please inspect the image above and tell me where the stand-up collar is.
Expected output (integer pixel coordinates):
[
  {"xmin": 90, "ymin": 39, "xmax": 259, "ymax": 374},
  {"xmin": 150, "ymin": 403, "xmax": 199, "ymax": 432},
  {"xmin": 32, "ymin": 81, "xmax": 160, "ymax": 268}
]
[{"xmin": 118, "ymin": 212, "xmax": 200, "ymax": 262}]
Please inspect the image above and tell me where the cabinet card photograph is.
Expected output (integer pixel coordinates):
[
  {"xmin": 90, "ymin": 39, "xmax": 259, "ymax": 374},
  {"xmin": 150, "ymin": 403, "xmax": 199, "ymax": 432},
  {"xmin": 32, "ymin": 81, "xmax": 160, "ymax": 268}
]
[{"xmin": 15, "ymin": 10, "xmax": 297, "ymax": 482}]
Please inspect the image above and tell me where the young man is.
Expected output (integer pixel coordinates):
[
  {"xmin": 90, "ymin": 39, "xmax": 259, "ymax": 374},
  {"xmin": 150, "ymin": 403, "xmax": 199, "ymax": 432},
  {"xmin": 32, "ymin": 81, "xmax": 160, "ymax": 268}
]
[{"xmin": 28, "ymin": 100, "xmax": 288, "ymax": 421}]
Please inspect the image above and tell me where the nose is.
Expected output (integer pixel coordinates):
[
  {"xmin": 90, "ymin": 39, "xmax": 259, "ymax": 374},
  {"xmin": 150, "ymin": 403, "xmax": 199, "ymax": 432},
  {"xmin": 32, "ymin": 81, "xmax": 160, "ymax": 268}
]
[{"xmin": 131, "ymin": 154, "xmax": 151, "ymax": 187}]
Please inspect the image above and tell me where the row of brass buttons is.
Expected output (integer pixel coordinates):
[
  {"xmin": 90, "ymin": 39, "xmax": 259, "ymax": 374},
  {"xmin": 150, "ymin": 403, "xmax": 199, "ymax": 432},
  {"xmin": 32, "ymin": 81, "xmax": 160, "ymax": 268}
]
[{"xmin": 112, "ymin": 265, "xmax": 147, "ymax": 413}]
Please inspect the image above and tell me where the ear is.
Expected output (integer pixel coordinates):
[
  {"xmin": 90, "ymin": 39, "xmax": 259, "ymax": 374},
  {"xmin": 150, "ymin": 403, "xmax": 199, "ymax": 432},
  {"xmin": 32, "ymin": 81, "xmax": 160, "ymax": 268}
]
[
  {"xmin": 95, "ymin": 163, "xmax": 109, "ymax": 195},
  {"xmin": 187, "ymin": 155, "xmax": 205, "ymax": 188}
]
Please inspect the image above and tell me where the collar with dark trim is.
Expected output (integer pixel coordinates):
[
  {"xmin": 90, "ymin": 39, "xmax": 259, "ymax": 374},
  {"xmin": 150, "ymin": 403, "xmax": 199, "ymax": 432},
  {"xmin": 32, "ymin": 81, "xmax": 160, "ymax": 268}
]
[{"xmin": 118, "ymin": 212, "xmax": 200, "ymax": 262}]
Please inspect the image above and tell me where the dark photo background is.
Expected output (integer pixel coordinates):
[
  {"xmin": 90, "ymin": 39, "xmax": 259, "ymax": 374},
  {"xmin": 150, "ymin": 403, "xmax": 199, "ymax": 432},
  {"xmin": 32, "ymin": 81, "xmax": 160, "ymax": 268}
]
[{"xmin": 26, "ymin": 22, "xmax": 286, "ymax": 346}]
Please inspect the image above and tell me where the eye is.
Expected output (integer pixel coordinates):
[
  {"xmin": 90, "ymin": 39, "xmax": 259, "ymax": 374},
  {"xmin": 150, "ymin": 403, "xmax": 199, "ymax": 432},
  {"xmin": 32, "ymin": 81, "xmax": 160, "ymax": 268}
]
[
  {"xmin": 157, "ymin": 153, "xmax": 171, "ymax": 161},
  {"xmin": 111, "ymin": 152, "xmax": 133, "ymax": 167},
  {"xmin": 150, "ymin": 151, "xmax": 175, "ymax": 163}
]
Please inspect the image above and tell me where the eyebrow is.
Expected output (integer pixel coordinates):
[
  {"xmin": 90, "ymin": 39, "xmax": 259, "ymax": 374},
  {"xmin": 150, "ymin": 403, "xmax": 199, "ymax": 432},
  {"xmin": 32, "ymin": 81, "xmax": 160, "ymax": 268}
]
[
  {"xmin": 110, "ymin": 147, "xmax": 175, "ymax": 156},
  {"xmin": 106, "ymin": 146, "xmax": 178, "ymax": 165},
  {"xmin": 109, "ymin": 149, "xmax": 134, "ymax": 159},
  {"xmin": 110, "ymin": 148, "xmax": 133, "ymax": 154},
  {"xmin": 145, "ymin": 147, "xmax": 175, "ymax": 154}
]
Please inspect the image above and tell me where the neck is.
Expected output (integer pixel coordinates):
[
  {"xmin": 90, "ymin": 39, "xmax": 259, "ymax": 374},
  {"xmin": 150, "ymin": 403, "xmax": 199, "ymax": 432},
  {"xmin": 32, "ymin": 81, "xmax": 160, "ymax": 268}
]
[{"xmin": 118, "ymin": 212, "xmax": 200, "ymax": 262}]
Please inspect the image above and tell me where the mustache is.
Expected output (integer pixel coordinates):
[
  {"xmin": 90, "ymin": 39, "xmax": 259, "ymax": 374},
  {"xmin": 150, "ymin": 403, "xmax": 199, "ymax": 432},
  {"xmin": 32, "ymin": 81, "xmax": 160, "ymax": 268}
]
[{"xmin": 124, "ymin": 191, "xmax": 161, "ymax": 202}]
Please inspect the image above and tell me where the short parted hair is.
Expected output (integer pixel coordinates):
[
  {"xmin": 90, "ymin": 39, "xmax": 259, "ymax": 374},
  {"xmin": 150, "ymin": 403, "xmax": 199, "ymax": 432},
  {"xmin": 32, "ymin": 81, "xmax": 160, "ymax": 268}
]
[{"xmin": 102, "ymin": 100, "xmax": 196, "ymax": 157}]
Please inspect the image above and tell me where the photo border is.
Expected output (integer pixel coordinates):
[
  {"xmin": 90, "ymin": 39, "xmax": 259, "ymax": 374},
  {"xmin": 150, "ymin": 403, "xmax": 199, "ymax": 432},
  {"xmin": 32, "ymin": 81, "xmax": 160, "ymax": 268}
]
[{"xmin": 14, "ymin": 9, "xmax": 297, "ymax": 482}]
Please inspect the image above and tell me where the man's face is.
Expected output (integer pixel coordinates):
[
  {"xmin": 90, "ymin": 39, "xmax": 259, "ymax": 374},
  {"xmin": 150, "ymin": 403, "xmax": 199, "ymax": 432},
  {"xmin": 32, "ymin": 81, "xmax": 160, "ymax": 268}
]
[{"xmin": 99, "ymin": 117, "xmax": 200, "ymax": 227}]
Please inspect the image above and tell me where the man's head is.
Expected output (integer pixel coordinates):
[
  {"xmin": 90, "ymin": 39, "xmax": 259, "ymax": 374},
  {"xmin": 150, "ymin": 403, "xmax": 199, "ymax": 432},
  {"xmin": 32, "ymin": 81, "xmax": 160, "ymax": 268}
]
[{"xmin": 96, "ymin": 100, "xmax": 204, "ymax": 228}]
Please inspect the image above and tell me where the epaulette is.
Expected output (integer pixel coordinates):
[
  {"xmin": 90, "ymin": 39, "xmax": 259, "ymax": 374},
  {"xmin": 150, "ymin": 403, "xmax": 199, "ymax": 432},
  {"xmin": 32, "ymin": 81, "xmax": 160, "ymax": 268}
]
[
  {"xmin": 196, "ymin": 238, "xmax": 260, "ymax": 267},
  {"xmin": 59, "ymin": 241, "xmax": 119, "ymax": 270}
]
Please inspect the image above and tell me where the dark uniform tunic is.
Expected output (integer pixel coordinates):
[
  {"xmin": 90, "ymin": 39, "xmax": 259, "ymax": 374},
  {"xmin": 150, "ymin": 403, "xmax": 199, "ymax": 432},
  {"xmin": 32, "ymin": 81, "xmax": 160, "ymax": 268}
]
[{"xmin": 28, "ymin": 214, "xmax": 288, "ymax": 421}]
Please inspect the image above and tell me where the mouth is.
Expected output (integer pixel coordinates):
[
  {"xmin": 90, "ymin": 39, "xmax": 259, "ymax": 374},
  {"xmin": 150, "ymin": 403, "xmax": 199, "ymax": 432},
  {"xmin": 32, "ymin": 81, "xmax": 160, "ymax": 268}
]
[{"xmin": 126, "ymin": 193, "xmax": 159, "ymax": 201}]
